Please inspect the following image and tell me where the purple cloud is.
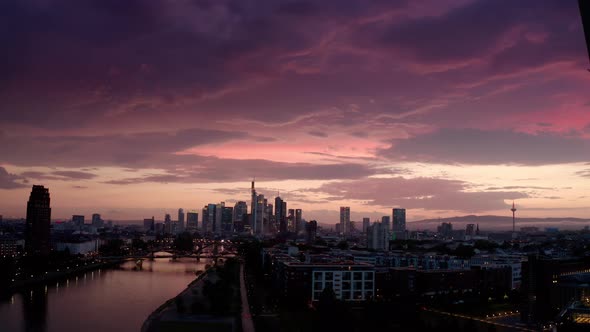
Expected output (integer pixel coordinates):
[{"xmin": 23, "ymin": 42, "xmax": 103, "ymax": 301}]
[
  {"xmin": 0, "ymin": 167, "xmax": 26, "ymax": 189},
  {"xmin": 21, "ymin": 170, "xmax": 97, "ymax": 181},
  {"xmin": 312, "ymin": 177, "xmax": 527, "ymax": 212},
  {"xmin": 383, "ymin": 128, "xmax": 590, "ymax": 165},
  {"xmin": 105, "ymin": 159, "xmax": 378, "ymax": 184}
]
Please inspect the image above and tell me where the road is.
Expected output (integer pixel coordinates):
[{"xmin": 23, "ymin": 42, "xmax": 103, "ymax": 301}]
[{"xmin": 240, "ymin": 262, "xmax": 256, "ymax": 332}]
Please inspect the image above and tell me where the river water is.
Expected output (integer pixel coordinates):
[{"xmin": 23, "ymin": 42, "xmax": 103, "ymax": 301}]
[{"xmin": 0, "ymin": 255, "xmax": 210, "ymax": 332}]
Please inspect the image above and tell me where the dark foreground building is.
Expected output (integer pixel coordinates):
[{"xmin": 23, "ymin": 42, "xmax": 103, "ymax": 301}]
[
  {"xmin": 580, "ymin": 0, "xmax": 590, "ymax": 64},
  {"xmin": 25, "ymin": 185, "xmax": 51, "ymax": 256},
  {"xmin": 521, "ymin": 255, "xmax": 590, "ymax": 324}
]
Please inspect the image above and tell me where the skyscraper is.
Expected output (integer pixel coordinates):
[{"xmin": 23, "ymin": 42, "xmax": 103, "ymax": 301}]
[
  {"xmin": 186, "ymin": 211, "xmax": 198, "ymax": 230},
  {"xmin": 164, "ymin": 213, "xmax": 172, "ymax": 234},
  {"xmin": 233, "ymin": 201, "xmax": 248, "ymax": 233},
  {"xmin": 25, "ymin": 185, "xmax": 51, "ymax": 256},
  {"xmin": 392, "ymin": 208, "xmax": 406, "ymax": 240},
  {"xmin": 381, "ymin": 216, "xmax": 390, "ymax": 230},
  {"xmin": 144, "ymin": 217, "xmax": 155, "ymax": 231},
  {"xmin": 305, "ymin": 220, "xmax": 318, "ymax": 245},
  {"xmin": 295, "ymin": 209, "xmax": 303, "ymax": 234},
  {"xmin": 362, "ymin": 217, "xmax": 370, "ymax": 234},
  {"xmin": 340, "ymin": 207, "xmax": 350, "ymax": 236},
  {"xmin": 466, "ymin": 223, "xmax": 475, "ymax": 236},
  {"xmin": 72, "ymin": 215, "xmax": 85, "ymax": 227},
  {"xmin": 222, "ymin": 206, "xmax": 233, "ymax": 235},
  {"xmin": 178, "ymin": 208, "xmax": 185, "ymax": 232},
  {"xmin": 91, "ymin": 213, "xmax": 103, "ymax": 228},
  {"xmin": 275, "ymin": 196, "xmax": 287, "ymax": 233},
  {"xmin": 255, "ymin": 194, "xmax": 266, "ymax": 235},
  {"xmin": 214, "ymin": 202, "xmax": 224, "ymax": 235},
  {"xmin": 437, "ymin": 222, "xmax": 453, "ymax": 238},
  {"xmin": 288, "ymin": 208, "xmax": 295, "ymax": 232},
  {"xmin": 204, "ymin": 203, "xmax": 216, "ymax": 234},
  {"xmin": 251, "ymin": 180, "xmax": 257, "ymax": 234},
  {"xmin": 367, "ymin": 222, "xmax": 388, "ymax": 251}
]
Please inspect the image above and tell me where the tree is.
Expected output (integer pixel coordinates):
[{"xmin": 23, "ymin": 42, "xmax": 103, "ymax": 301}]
[
  {"xmin": 314, "ymin": 237, "xmax": 327, "ymax": 246},
  {"xmin": 131, "ymin": 238, "xmax": 147, "ymax": 251},
  {"xmin": 454, "ymin": 244, "xmax": 475, "ymax": 258},
  {"xmin": 173, "ymin": 232, "xmax": 194, "ymax": 251},
  {"xmin": 99, "ymin": 239, "xmax": 124, "ymax": 256}
]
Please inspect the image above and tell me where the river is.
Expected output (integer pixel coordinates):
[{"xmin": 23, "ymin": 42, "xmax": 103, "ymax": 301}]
[{"xmin": 0, "ymin": 255, "xmax": 210, "ymax": 332}]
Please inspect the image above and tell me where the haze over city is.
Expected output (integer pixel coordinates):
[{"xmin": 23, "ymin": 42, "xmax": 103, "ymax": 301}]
[{"xmin": 1, "ymin": 0, "xmax": 590, "ymax": 227}]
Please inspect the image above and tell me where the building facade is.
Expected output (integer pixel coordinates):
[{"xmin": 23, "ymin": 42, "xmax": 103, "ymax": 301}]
[
  {"xmin": 25, "ymin": 185, "xmax": 51, "ymax": 256},
  {"xmin": 340, "ymin": 207, "xmax": 350, "ymax": 236}
]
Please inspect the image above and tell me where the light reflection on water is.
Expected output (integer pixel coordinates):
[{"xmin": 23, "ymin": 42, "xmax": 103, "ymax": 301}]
[{"xmin": 0, "ymin": 258, "xmax": 210, "ymax": 332}]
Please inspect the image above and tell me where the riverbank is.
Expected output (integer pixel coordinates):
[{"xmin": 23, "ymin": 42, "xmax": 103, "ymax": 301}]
[
  {"xmin": 1, "ymin": 258, "xmax": 126, "ymax": 295},
  {"xmin": 142, "ymin": 259, "xmax": 241, "ymax": 332}
]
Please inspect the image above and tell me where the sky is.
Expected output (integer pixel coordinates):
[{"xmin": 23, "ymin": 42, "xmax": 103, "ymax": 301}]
[{"xmin": 0, "ymin": 0, "xmax": 589, "ymax": 228}]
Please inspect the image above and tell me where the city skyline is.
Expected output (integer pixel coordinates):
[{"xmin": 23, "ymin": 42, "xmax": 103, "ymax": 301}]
[{"xmin": 1, "ymin": 0, "xmax": 590, "ymax": 225}]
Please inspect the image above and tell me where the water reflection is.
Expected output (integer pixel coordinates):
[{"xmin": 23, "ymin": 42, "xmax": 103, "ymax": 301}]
[
  {"xmin": 22, "ymin": 286, "xmax": 47, "ymax": 332},
  {"xmin": 0, "ymin": 258, "xmax": 209, "ymax": 332}
]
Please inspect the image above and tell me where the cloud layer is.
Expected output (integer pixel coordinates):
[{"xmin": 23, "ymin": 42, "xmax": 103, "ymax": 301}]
[{"xmin": 0, "ymin": 0, "xmax": 589, "ymax": 223}]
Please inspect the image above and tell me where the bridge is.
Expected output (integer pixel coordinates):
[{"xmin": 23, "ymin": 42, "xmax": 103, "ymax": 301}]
[{"xmin": 115, "ymin": 240, "xmax": 239, "ymax": 266}]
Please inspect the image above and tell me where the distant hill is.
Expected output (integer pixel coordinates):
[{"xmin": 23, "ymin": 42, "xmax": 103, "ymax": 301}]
[{"xmin": 408, "ymin": 215, "xmax": 590, "ymax": 231}]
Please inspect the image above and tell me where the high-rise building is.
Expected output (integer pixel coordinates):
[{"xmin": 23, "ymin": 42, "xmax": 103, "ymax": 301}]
[
  {"xmin": 143, "ymin": 217, "xmax": 155, "ymax": 231},
  {"xmin": 164, "ymin": 213, "xmax": 172, "ymax": 234},
  {"xmin": 25, "ymin": 185, "xmax": 51, "ymax": 256},
  {"xmin": 392, "ymin": 208, "xmax": 406, "ymax": 232},
  {"xmin": 178, "ymin": 208, "xmax": 185, "ymax": 232},
  {"xmin": 392, "ymin": 208, "xmax": 406, "ymax": 240},
  {"xmin": 251, "ymin": 180, "xmax": 258, "ymax": 234},
  {"xmin": 222, "ymin": 206, "xmax": 233, "ymax": 235},
  {"xmin": 233, "ymin": 201, "xmax": 248, "ymax": 233},
  {"xmin": 204, "ymin": 204, "xmax": 216, "ymax": 234},
  {"xmin": 214, "ymin": 202, "xmax": 225, "ymax": 235},
  {"xmin": 367, "ymin": 222, "xmax": 388, "ymax": 251},
  {"xmin": 465, "ymin": 224, "xmax": 475, "ymax": 236},
  {"xmin": 362, "ymin": 218, "xmax": 370, "ymax": 234},
  {"xmin": 202, "ymin": 206, "xmax": 208, "ymax": 232},
  {"xmin": 305, "ymin": 220, "xmax": 318, "ymax": 244},
  {"xmin": 275, "ymin": 196, "xmax": 287, "ymax": 233},
  {"xmin": 91, "ymin": 213, "xmax": 103, "ymax": 228},
  {"xmin": 437, "ymin": 222, "xmax": 453, "ymax": 238},
  {"xmin": 72, "ymin": 215, "xmax": 85, "ymax": 227},
  {"xmin": 255, "ymin": 194, "xmax": 266, "ymax": 235},
  {"xmin": 264, "ymin": 200, "xmax": 273, "ymax": 234},
  {"xmin": 186, "ymin": 211, "xmax": 198, "ymax": 230},
  {"xmin": 381, "ymin": 215, "xmax": 391, "ymax": 233},
  {"xmin": 340, "ymin": 207, "xmax": 350, "ymax": 236},
  {"xmin": 288, "ymin": 209, "xmax": 295, "ymax": 232},
  {"xmin": 295, "ymin": 209, "xmax": 303, "ymax": 234}
]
